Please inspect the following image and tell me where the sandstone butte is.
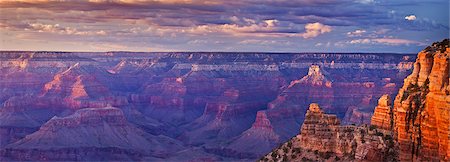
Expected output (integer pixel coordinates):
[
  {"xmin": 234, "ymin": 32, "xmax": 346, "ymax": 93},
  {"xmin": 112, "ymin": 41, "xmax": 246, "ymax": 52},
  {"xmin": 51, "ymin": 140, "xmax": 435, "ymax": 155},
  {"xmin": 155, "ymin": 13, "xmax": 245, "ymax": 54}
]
[
  {"xmin": 392, "ymin": 39, "xmax": 449, "ymax": 161},
  {"xmin": 260, "ymin": 39, "xmax": 449, "ymax": 162},
  {"xmin": 260, "ymin": 103, "xmax": 396, "ymax": 161},
  {"xmin": 371, "ymin": 94, "xmax": 393, "ymax": 130}
]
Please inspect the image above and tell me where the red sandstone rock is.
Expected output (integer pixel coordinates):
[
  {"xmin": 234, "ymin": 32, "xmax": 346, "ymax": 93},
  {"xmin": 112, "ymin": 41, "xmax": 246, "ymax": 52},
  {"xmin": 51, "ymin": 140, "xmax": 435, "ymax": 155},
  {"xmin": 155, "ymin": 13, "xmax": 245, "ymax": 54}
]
[
  {"xmin": 393, "ymin": 40, "xmax": 449, "ymax": 161},
  {"xmin": 261, "ymin": 103, "xmax": 396, "ymax": 162},
  {"xmin": 371, "ymin": 94, "xmax": 392, "ymax": 130}
]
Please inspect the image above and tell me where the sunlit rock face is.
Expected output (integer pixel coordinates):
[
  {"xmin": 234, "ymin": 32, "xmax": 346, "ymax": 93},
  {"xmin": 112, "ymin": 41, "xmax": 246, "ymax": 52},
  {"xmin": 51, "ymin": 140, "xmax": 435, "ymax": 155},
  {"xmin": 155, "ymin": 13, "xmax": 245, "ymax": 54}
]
[
  {"xmin": 393, "ymin": 40, "xmax": 449, "ymax": 161},
  {"xmin": 371, "ymin": 94, "xmax": 393, "ymax": 130},
  {"xmin": 260, "ymin": 39, "xmax": 449, "ymax": 162},
  {"xmin": 0, "ymin": 51, "xmax": 414, "ymax": 160},
  {"xmin": 261, "ymin": 103, "xmax": 396, "ymax": 162}
]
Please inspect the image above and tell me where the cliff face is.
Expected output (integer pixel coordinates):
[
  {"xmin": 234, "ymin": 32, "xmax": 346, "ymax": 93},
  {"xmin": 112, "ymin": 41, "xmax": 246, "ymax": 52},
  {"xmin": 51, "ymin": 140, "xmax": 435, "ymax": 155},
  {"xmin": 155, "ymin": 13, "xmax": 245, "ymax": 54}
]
[
  {"xmin": 261, "ymin": 103, "xmax": 396, "ymax": 162},
  {"xmin": 371, "ymin": 94, "xmax": 393, "ymax": 130},
  {"xmin": 0, "ymin": 51, "xmax": 415, "ymax": 161},
  {"xmin": 393, "ymin": 39, "xmax": 449, "ymax": 161},
  {"xmin": 260, "ymin": 39, "xmax": 449, "ymax": 162}
]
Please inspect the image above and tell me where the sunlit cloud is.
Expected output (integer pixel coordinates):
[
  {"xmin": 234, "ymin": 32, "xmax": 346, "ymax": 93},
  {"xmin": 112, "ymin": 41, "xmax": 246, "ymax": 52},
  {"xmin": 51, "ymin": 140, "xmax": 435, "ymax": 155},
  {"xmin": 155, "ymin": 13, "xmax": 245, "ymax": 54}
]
[
  {"xmin": 347, "ymin": 29, "xmax": 366, "ymax": 37},
  {"xmin": 27, "ymin": 23, "xmax": 107, "ymax": 36},
  {"xmin": 405, "ymin": 15, "xmax": 417, "ymax": 21},
  {"xmin": 301, "ymin": 22, "xmax": 332, "ymax": 39},
  {"xmin": 349, "ymin": 38, "xmax": 424, "ymax": 46},
  {"xmin": 0, "ymin": 0, "xmax": 447, "ymax": 52}
]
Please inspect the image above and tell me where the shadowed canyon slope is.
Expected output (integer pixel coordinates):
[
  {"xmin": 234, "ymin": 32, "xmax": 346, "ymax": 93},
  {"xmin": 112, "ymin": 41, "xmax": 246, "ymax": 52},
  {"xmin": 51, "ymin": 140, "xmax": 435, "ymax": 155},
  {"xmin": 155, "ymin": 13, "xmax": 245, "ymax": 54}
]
[
  {"xmin": 0, "ymin": 51, "xmax": 415, "ymax": 160},
  {"xmin": 261, "ymin": 39, "xmax": 449, "ymax": 162}
]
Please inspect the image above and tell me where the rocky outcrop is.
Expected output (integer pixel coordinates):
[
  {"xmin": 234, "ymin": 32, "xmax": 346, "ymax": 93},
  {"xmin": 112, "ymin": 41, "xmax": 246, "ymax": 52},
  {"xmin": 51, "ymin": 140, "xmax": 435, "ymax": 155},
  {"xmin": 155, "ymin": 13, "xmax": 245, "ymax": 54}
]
[
  {"xmin": 298, "ymin": 103, "xmax": 342, "ymax": 153},
  {"xmin": 289, "ymin": 65, "xmax": 332, "ymax": 87},
  {"xmin": 371, "ymin": 94, "xmax": 392, "ymax": 130},
  {"xmin": 393, "ymin": 39, "xmax": 449, "ymax": 161},
  {"xmin": 261, "ymin": 103, "xmax": 396, "ymax": 162},
  {"xmin": 0, "ymin": 51, "xmax": 415, "ymax": 161},
  {"xmin": 0, "ymin": 107, "xmax": 183, "ymax": 161},
  {"xmin": 261, "ymin": 39, "xmax": 449, "ymax": 162},
  {"xmin": 224, "ymin": 111, "xmax": 280, "ymax": 158}
]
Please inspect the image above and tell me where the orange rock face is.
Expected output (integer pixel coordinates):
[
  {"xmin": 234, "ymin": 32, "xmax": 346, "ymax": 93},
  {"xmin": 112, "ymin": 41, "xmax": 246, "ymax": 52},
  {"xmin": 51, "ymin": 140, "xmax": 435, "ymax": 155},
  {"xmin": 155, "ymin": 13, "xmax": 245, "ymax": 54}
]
[
  {"xmin": 261, "ymin": 103, "xmax": 396, "ymax": 162},
  {"xmin": 371, "ymin": 94, "xmax": 392, "ymax": 130},
  {"xmin": 299, "ymin": 103, "xmax": 341, "ymax": 153},
  {"xmin": 393, "ymin": 40, "xmax": 449, "ymax": 161}
]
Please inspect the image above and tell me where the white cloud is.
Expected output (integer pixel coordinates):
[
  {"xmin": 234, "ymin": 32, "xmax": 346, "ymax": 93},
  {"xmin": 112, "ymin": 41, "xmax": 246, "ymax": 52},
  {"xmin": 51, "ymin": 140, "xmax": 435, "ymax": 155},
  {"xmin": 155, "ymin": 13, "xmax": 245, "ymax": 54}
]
[
  {"xmin": 405, "ymin": 15, "xmax": 417, "ymax": 21},
  {"xmin": 348, "ymin": 38, "xmax": 424, "ymax": 46},
  {"xmin": 347, "ymin": 29, "xmax": 366, "ymax": 37},
  {"xmin": 186, "ymin": 19, "xmax": 280, "ymax": 37},
  {"xmin": 356, "ymin": 0, "xmax": 375, "ymax": 4},
  {"xmin": 188, "ymin": 39, "xmax": 208, "ymax": 44},
  {"xmin": 371, "ymin": 38, "xmax": 422, "ymax": 45},
  {"xmin": 301, "ymin": 22, "xmax": 332, "ymax": 39},
  {"xmin": 239, "ymin": 39, "xmax": 292, "ymax": 46},
  {"xmin": 349, "ymin": 39, "xmax": 371, "ymax": 44},
  {"xmin": 28, "ymin": 23, "xmax": 107, "ymax": 36}
]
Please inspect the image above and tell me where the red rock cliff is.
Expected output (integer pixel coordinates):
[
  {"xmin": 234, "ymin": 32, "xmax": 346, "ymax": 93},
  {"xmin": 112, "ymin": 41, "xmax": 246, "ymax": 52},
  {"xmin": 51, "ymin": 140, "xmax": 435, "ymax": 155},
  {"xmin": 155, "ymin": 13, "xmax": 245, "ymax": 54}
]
[
  {"xmin": 371, "ymin": 94, "xmax": 393, "ymax": 130},
  {"xmin": 393, "ymin": 39, "xmax": 449, "ymax": 161},
  {"xmin": 261, "ymin": 103, "xmax": 396, "ymax": 162}
]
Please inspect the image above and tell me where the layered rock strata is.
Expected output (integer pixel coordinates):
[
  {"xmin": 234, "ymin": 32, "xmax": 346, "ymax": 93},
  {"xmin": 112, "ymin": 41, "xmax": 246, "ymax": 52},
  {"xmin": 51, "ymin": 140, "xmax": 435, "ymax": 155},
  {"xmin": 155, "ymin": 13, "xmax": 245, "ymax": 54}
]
[
  {"xmin": 0, "ymin": 107, "xmax": 182, "ymax": 161},
  {"xmin": 371, "ymin": 94, "xmax": 393, "ymax": 130},
  {"xmin": 261, "ymin": 103, "xmax": 396, "ymax": 162},
  {"xmin": 393, "ymin": 39, "xmax": 449, "ymax": 161},
  {"xmin": 261, "ymin": 39, "xmax": 449, "ymax": 162}
]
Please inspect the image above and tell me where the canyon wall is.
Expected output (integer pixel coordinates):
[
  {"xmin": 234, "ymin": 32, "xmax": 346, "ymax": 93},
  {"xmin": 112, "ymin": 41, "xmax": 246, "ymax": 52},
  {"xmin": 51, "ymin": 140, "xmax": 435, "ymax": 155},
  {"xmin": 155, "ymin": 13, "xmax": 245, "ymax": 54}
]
[
  {"xmin": 260, "ymin": 103, "xmax": 396, "ymax": 162},
  {"xmin": 393, "ymin": 40, "xmax": 449, "ymax": 161},
  {"xmin": 0, "ymin": 51, "xmax": 414, "ymax": 160},
  {"xmin": 261, "ymin": 39, "xmax": 449, "ymax": 162}
]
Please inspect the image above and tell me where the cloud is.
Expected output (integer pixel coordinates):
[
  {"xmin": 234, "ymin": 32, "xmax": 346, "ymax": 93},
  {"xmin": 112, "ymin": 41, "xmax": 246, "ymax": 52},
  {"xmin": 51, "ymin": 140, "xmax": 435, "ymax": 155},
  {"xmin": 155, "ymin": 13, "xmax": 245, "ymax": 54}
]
[
  {"xmin": 349, "ymin": 38, "xmax": 371, "ymax": 44},
  {"xmin": 347, "ymin": 29, "xmax": 366, "ymax": 37},
  {"xmin": 405, "ymin": 15, "xmax": 417, "ymax": 21},
  {"xmin": 185, "ymin": 19, "xmax": 283, "ymax": 37},
  {"xmin": 89, "ymin": 42, "xmax": 127, "ymax": 51},
  {"xmin": 355, "ymin": 0, "xmax": 375, "ymax": 4},
  {"xmin": 348, "ymin": 38, "xmax": 424, "ymax": 46},
  {"xmin": 371, "ymin": 38, "xmax": 422, "ymax": 45},
  {"xmin": 238, "ymin": 39, "xmax": 292, "ymax": 45},
  {"xmin": 301, "ymin": 22, "xmax": 332, "ymax": 39},
  {"xmin": 0, "ymin": 0, "xmax": 447, "ymax": 52},
  {"xmin": 27, "ymin": 23, "xmax": 107, "ymax": 36}
]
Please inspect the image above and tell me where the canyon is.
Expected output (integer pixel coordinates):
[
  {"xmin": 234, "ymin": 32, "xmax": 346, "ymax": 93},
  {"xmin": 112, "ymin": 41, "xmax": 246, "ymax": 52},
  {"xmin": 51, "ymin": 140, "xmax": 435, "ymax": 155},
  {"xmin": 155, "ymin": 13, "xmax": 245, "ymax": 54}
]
[
  {"xmin": 0, "ymin": 51, "xmax": 415, "ymax": 160},
  {"xmin": 261, "ymin": 39, "xmax": 449, "ymax": 162}
]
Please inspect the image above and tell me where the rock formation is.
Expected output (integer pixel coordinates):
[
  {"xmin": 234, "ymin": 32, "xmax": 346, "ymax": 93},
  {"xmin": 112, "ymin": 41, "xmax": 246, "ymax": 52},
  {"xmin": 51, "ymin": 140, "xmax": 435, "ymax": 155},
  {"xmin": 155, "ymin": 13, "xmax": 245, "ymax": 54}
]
[
  {"xmin": 224, "ymin": 111, "xmax": 281, "ymax": 158},
  {"xmin": 261, "ymin": 103, "xmax": 396, "ymax": 162},
  {"xmin": 261, "ymin": 39, "xmax": 449, "ymax": 162},
  {"xmin": 295, "ymin": 65, "xmax": 332, "ymax": 87},
  {"xmin": 371, "ymin": 94, "xmax": 393, "ymax": 130},
  {"xmin": 393, "ymin": 39, "xmax": 449, "ymax": 161},
  {"xmin": 0, "ymin": 107, "xmax": 183, "ymax": 161},
  {"xmin": 0, "ymin": 51, "xmax": 415, "ymax": 161}
]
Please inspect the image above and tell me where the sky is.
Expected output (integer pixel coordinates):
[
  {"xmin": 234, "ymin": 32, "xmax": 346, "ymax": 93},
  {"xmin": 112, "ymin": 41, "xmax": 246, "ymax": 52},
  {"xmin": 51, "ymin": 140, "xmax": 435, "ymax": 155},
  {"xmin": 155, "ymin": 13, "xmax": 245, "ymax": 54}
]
[{"xmin": 0, "ymin": 0, "xmax": 448, "ymax": 53}]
